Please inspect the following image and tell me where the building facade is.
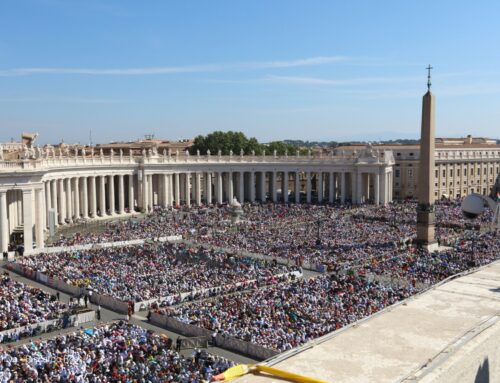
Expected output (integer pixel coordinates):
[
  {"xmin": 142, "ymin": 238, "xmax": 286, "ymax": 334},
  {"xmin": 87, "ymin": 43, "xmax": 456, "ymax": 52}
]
[
  {"xmin": 337, "ymin": 136, "xmax": 500, "ymax": 201},
  {"xmin": 0, "ymin": 146, "xmax": 394, "ymax": 253}
]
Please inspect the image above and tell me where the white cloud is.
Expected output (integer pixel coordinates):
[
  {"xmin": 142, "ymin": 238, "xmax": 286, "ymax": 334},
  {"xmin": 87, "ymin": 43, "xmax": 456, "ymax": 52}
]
[
  {"xmin": 265, "ymin": 74, "xmax": 422, "ymax": 86},
  {"xmin": 0, "ymin": 56, "xmax": 347, "ymax": 77}
]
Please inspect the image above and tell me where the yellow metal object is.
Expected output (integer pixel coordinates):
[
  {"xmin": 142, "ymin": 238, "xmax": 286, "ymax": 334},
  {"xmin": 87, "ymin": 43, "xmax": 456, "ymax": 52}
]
[
  {"xmin": 255, "ymin": 365, "xmax": 329, "ymax": 383},
  {"xmin": 213, "ymin": 363, "xmax": 329, "ymax": 383}
]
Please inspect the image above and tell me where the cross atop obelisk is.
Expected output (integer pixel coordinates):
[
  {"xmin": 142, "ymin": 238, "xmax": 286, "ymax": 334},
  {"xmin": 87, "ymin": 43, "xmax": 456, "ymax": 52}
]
[
  {"xmin": 416, "ymin": 65, "xmax": 437, "ymax": 249},
  {"xmin": 426, "ymin": 64, "xmax": 433, "ymax": 91}
]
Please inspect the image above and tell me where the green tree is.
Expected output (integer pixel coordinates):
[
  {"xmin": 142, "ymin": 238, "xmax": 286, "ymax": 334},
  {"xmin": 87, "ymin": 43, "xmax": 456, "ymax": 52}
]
[
  {"xmin": 190, "ymin": 131, "xmax": 264, "ymax": 155},
  {"xmin": 189, "ymin": 131, "xmax": 303, "ymax": 156}
]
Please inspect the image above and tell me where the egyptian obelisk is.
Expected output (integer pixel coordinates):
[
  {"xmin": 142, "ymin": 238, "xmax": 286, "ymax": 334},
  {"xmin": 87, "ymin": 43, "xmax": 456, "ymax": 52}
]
[{"xmin": 416, "ymin": 65, "xmax": 437, "ymax": 248}]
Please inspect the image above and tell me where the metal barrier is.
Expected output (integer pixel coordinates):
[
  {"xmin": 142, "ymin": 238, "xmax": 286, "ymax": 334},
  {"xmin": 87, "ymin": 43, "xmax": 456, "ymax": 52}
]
[{"xmin": 180, "ymin": 336, "xmax": 209, "ymax": 350}]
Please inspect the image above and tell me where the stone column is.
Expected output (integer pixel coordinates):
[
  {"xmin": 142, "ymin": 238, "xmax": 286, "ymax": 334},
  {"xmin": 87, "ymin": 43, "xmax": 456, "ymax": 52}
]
[
  {"xmin": 22, "ymin": 189, "xmax": 33, "ymax": 252},
  {"xmin": 249, "ymin": 172, "xmax": 255, "ymax": 202},
  {"xmin": 50, "ymin": 180, "xmax": 59, "ymax": 227},
  {"xmin": 99, "ymin": 175, "xmax": 107, "ymax": 216},
  {"xmin": 108, "ymin": 175, "xmax": 115, "ymax": 215},
  {"xmin": 306, "ymin": 172, "xmax": 312, "ymax": 203},
  {"xmin": 380, "ymin": 170, "xmax": 387, "ymax": 205},
  {"xmin": 185, "ymin": 172, "xmax": 191, "ymax": 207},
  {"xmin": 82, "ymin": 177, "xmax": 89, "ymax": 219},
  {"xmin": 270, "ymin": 171, "xmax": 276, "ymax": 203},
  {"xmin": 45, "ymin": 181, "xmax": 51, "ymax": 227},
  {"xmin": 162, "ymin": 174, "xmax": 169, "ymax": 208},
  {"xmin": 73, "ymin": 177, "xmax": 80, "ymax": 219},
  {"xmin": 148, "ymin": 174, "xmax": 154, "ymax": 208},
  {"xmin": 118, "ymin": 175, "xmax": 125, "ymax": 214},
  {"xmin": 90, "ymin": 176, "xmax": 97, "ymax": 218},
  {"xmin": 227, "ymin": 172, "xmax": 234, "ymax": 202},
  {"xmin": 282, "ymin": 171, "xmax": 288, "ymax": 203},
  {"xmin": 35, "ymin": 188, "xmax": 44, "ymax": 249},
  {"xmin": 389, "ymin": 171, "xmax": 393, "ymax": 203},
  {"xmin": 356, "ymin": 172, "xmax": 362, "ymax": 204},
  {"xmin": 260, "ymin": 172, "xmax": 266, "ymax": 202},
  {"xmin": 65, "ymin": 178, "xmax": 72, "ymax": 223},
  {"xmin": 195, "ymin": 173, "xmax": 202, "ymax": 205},
  {"xmin": 142, "ymin": 173, "xmax": 149, "ymax": 212},
  {"xmin": 341, "ymin": 172, "xmax": 346, "ymax": 204},
  {"xmin": 374, "ymin": 172, "xmax": 380, "ymax": 205},
  {"xmin": 0, "ymin": 190, "xmax": 8, "ymax": 252},
  {"xmin": 59, "ymin": 179, "xmax": 66, "ymax": 224},
  {"xmin": 174, "ymin": 173, "xmax": 180, "ymax": 206},
  {"xmin": 216, "ymin": 172, "xmax": 223, "ymax": 204},
  {"xmin": 329, "ymin": 172, "xmax": 334, "ymax": 203},
  {"xmin": 206, "ymin": 173, "xmax": 212, "ymax": 204},
  {"xmin": 128, "ymin": 174, "xmax": 135, "ymax": 212},
  {"xmin": 350, "ymin": 172, "xmax": 356, "ymax": 204},
  {"xmin": 168, "ymin": 174, "xmax": 173, "ymax": 207},
  {"xmin": 295, "ymin": 172, "xmax": 300, "ymax": 204},
  {"xmin": 318, "ymin": 172, "xmax": 323, "ymax": 203},
  {"xmin": 238, "ymin": 172, "xmax": 244, "ymax": 203},
  {"xmin": 15, "ymin": 192, "xmax": 21, "ymax": 229}
]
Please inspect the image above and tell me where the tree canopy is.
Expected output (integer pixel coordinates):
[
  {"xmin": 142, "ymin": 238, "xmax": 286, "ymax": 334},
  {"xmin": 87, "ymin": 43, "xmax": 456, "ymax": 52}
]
[{"xmin": 189, "ymin": 131, "xmax": 300, "ymax": 156}]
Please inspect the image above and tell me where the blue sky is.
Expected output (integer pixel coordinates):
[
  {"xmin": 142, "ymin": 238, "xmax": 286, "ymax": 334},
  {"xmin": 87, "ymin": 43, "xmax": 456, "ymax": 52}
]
[{"xmin": 1, "ymin": 0, "xmax": 499, "ymax": 144}]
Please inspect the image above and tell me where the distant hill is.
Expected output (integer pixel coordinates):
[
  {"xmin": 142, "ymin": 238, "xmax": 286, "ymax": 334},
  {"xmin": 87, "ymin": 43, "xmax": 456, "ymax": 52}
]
[{"xmin": 283, "ymin": 139, "xmax": 420, "ymax": 148}]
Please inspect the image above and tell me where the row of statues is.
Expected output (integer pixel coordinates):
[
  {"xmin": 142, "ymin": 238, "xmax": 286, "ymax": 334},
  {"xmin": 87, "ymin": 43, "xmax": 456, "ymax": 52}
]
[{"xmin": 0, "ymin": 144, "xmax": 383, "ymax": 162}]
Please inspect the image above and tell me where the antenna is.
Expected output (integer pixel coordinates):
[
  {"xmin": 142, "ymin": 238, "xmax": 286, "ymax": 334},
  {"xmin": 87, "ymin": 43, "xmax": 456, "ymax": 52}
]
[{"xmin": 89, "ymin": 129, "xmax": 93, "ymax": 146}]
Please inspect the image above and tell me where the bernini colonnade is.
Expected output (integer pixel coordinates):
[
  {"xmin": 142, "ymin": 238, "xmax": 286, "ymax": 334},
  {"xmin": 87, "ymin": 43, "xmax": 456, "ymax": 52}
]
[{"xmin": 0, "ymin": 148, "xmax": 394, "ymax": 253}]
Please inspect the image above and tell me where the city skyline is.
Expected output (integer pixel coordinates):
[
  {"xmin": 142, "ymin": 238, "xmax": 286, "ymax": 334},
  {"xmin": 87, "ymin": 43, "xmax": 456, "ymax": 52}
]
[{"xmin": 1, "ymin": 0, "xmax": 500, "ymax": 144}]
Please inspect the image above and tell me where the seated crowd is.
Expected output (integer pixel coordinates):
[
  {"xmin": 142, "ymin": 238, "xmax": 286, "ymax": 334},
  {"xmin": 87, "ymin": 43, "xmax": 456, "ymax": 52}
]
[
  {"xmin": 161, "ymin": 274, "xmax": 414, "ymax": 351},
  {"xmin": 0, "ymin": 273, "xmax": 70, "ymax": 334},
  {"xmin": 14, "ymin": 243, "xmax": 299, "ymax": 303},
  {"xmin": 50, "ymin": 202, "xmax": 494, "ymax": 268},
  {"xmin": 0, "ymin": 321, "xmax": 233, "ymax": 382}
]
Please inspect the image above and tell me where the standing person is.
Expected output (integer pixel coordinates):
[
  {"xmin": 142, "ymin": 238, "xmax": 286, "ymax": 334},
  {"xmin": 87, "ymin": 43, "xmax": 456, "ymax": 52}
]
[
  {"xmin": 96, "ymin": 305, "xmax": 101, "ymax": 321},
  {"xmin": 83, "ymin": 294, "xmax": 88, "ymax": 308},
  {"xmin": 211, "ymin": 331, "xmax": 217, "ymax": 347},
  {"xmin": 56, "ymin": 291, "xmax": 60, "ymax": 301},
  {"xmin": 176, "ymin": 337, "xmax": 182, "ymax": 352}
]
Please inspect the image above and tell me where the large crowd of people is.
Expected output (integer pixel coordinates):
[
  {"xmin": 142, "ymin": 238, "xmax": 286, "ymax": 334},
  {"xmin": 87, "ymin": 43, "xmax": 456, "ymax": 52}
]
[
  {"xmin": 161, "ymin": 274, "xmax": 415, "ymax": 351},
  {"xmin": 0, "ymin": 272, "xmax": 70, "ymax": 334},
  {"xmin": 14, "ymin": 243, "xmax": 299, "ymax": 303},
  {"xmin": 4, "ymin": 198, "xmax": 498, "ymax": 369},
  {"xmin": 0, "ymin": 321, "xmax": 234, "ymax": 382},
  {"xmin": 50, "ymin": 201, "xmax": 495, "ymax": 268}
]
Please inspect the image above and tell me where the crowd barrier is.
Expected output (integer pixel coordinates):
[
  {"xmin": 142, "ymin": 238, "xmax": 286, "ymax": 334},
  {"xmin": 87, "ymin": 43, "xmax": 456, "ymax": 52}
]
[
  {"xmin": 150, "ymin": 312, "xmax": 279, "ymax": 361},
  {"xmin": 182, "ymin": 240, "xmax": 319, "ymax": 271},
  {"xmin": 0, "ymin": 310, "xmax": 95, "ymax": 344},
  {"xmin": 156, "ymin": 270, "xmax": 302, "ymax": 307},
  {"xmin": 89, "ymin": 293, "xmax": 129, "ymax": 314},
  {"xmin": 32, "ymin": 235, "xmax": 183, "ymax": 255},
  {"xmin": 7, "ymin": 260, "xmax": 301, "ymax": 315}
]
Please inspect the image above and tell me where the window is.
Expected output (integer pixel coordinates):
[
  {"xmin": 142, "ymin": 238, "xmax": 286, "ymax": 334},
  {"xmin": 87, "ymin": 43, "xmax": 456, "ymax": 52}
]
[
  {"xmin": 450, "ymin": 170, "xmax": 453, "ymax": 177},
  {"xmin": 435, "ymin": 170, "xmax": 438, "ymax": 178},
  {"xmin": 457, "ymin": 169, "xmax": 461, "ymax": 177},
  {"xmin": 442, "ymin": 170, "xmax": 446, "ymax": 178},
  {"xmin": 395, "ymin": 169, "xmax": 400, "ymax": 178},
  {"xmin": 464, "ymin": 169, "xmax": 467, "ymax": 176},
  {"xmin": 408, "ymin": 169, "xmax": 413, "ymax": 177}
]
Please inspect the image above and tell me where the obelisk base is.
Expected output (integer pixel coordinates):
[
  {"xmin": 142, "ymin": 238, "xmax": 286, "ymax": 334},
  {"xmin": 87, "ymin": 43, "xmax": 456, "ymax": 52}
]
[{"xmin": 415, "ymin": 205, "xmax": 438, "ymax": 250}]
